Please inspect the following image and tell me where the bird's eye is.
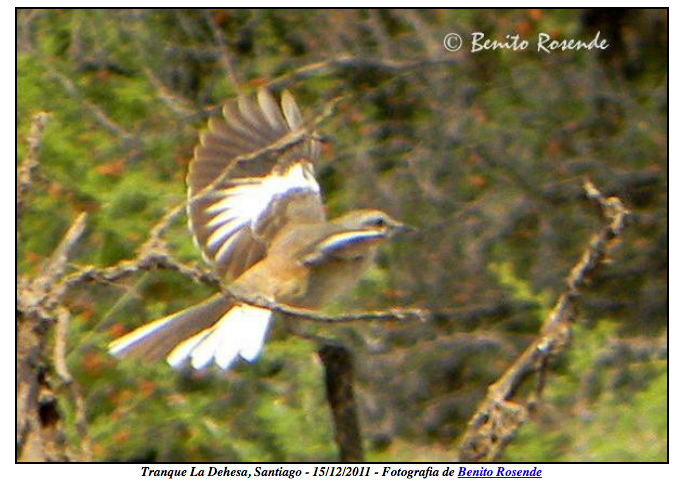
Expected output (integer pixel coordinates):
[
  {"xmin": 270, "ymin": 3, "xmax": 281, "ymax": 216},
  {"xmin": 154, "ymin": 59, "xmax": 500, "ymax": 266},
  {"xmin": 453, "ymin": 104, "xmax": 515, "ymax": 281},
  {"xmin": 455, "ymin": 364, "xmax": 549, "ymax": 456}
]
[{"xmin": 369, "ymin": 218, "xmax": 386, "ymax": 227}]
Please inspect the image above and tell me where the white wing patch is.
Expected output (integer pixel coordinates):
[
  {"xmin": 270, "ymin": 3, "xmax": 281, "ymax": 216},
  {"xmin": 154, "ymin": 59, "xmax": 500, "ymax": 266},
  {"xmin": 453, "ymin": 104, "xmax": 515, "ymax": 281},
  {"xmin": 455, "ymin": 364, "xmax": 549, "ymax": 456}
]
[
  {"xmin": 204, "ymin": 163, "xmax": 319, "ymax": 262},
  {"xmin": 166, "ymin": 304, "xmax": 273, "ymax": 370}
]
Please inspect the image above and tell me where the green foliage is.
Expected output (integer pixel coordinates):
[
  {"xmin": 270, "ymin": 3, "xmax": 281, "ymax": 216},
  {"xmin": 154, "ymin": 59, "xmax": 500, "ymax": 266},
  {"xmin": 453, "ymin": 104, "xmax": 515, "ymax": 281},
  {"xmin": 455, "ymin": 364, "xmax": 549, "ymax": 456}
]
[
  {"xmin": 252, "ymin": 338, "xmax": 337, "ymax": 461},
  {"xmin": 504, "ymin": 321, "xmax": 667, "ymax": 462},
  {"xmin": 490, "ymin": 265, "xmax": 667, "ymax": 462},
  {"xmin": 489, "ymin": 261, "xmax": 553, "ymax": 320}
]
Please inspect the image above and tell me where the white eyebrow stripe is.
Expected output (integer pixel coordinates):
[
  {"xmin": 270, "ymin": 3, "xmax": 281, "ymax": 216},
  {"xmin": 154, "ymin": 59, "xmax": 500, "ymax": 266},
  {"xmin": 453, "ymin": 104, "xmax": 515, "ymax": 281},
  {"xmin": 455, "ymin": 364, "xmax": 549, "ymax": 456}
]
[
  {"xmin": 203, "ymin": 163, "xmax": 320, "ymax": 256},
  {"xmin": 316, "ymin": 229, "xmax": 385, "ymax": 253}
]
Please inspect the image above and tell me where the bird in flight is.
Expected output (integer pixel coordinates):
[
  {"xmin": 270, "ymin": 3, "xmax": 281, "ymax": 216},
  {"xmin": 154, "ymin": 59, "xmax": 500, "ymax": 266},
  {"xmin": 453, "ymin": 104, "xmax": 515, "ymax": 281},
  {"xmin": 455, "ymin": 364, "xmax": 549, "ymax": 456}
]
[{"xmin": 108, "ymin": 89, "xmax": 409, "ymax": 371}]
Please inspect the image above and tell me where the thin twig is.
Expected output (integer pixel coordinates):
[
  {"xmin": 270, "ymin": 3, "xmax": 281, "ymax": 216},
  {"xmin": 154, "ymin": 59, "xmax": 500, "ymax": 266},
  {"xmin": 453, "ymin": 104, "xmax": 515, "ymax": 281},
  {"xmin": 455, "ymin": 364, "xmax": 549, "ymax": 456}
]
[
  {"xmin": 266, "ymin": 55, "xmax": 460, "ymax": 92},
  {"xmin": 42, "ymin": 61, "xmax": 135, "ymax": 142},
  {"xmin": 62, "ymin": 251, "xmax": 220, "ymax": 295},
  {"xmin": 62, "ymin": 246, "xmax": 502, "ymax": 326},
  {"xmin": 17, "ymin": 112, "xmax": 51, "ymax": 219},
  {"xmin": 204, "ymin": 9, "xmax": 241, "ymax": 92},
  {"xmin": 142, "ymin": 66, "xmax": 197, "ymax": 118},
  {"xmin": 53, "ymin": 306, "xmax": 93, "ymax": 461},
  {"xmin": 36, "ymin": 213, "xmax": 88, "ymax": 293}
]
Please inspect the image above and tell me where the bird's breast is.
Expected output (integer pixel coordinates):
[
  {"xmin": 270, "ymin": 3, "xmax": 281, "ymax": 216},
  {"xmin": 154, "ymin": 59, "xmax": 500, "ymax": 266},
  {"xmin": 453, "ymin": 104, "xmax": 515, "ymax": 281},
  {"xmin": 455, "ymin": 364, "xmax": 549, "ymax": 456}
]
[{"xmin": 291, "ymin": 253, "xmax": 375, "ymax": 308}]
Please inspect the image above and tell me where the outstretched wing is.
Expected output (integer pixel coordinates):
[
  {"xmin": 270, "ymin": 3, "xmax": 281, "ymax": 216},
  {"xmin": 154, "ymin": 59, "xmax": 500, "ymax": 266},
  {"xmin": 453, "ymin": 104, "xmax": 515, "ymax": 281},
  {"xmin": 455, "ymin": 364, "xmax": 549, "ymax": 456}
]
[{"xmin": 187, "ymin": 89, "xmax": 325, "ymax": 281}]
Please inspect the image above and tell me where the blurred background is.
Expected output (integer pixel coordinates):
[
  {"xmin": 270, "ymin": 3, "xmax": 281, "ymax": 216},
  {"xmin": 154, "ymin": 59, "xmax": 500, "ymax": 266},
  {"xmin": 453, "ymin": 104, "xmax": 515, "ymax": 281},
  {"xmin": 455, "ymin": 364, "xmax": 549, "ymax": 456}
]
[{"xmin": 17, "ymin": 9, "xmax": 667, "ymax": 462}]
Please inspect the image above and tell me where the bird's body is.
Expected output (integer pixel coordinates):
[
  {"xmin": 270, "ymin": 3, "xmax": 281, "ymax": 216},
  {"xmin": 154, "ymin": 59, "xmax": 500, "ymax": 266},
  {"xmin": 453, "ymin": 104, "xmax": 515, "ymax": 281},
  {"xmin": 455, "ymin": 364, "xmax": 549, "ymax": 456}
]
[{"xmin": 108, "ymin": 89, "xmax": 406, "ymax": 371}]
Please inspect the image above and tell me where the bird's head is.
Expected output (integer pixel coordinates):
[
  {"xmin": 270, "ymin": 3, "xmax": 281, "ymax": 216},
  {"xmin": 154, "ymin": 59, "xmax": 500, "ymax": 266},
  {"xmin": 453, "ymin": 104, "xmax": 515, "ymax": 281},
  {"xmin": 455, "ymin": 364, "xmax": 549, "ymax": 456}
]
[{"xmin": 334, "ymin": 209, "xmax": 414, "ymax": 237}]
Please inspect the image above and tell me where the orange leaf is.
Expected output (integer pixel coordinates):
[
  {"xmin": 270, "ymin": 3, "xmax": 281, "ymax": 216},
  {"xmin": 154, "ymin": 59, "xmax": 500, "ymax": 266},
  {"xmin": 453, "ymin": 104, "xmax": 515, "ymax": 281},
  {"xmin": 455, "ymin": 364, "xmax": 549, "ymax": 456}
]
[
  {"xmin": 528, "ymin": 9, "xmax": 543, "ymax": 21},
  {"xmin": 95, "ymin": 159, "xmax": 125, "ymax": 176},
  {"xmin": 108, "ymin": 322, "xmax": 126, "ymax": 338},
  {"xmin": 468, "ymin": 174, "xmax": 487, "ymax": 188}
]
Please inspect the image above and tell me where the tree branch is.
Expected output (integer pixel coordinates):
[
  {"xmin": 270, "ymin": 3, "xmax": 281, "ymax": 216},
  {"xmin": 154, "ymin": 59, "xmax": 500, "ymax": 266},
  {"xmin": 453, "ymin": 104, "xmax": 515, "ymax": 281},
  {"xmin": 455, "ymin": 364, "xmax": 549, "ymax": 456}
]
[
  {"xmin": 53, "ymin": 306, "xmax": 93, "ymax": 461},
  {"xmin": 17, "ymin": 212, "xmax": 88, "ymax": 462},
  {"xmin": 266, "ymin": 55, "xmax": 460, "ymax": 92},
  {"xmin": 17, "ymin": 112, "xmax": 50, "ymax": 220},
  {"xmin": 318, "ymin": 344, "xmax": 364, "ymax": 462},
  {"xmin": 204, "ymin": 9, "xmax": 242, "ymax": 92},
  {"xmin": 457, "ymin": 180, "xmax": 631, "ymax": 462}
]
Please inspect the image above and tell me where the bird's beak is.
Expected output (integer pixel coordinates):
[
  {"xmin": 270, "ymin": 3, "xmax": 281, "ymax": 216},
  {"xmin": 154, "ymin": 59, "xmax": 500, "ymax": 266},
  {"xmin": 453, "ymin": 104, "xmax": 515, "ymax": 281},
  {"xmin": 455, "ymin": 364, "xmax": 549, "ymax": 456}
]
[{"xmin": 391, "ymin": 220, "xmax": 417, "ymax": 235}]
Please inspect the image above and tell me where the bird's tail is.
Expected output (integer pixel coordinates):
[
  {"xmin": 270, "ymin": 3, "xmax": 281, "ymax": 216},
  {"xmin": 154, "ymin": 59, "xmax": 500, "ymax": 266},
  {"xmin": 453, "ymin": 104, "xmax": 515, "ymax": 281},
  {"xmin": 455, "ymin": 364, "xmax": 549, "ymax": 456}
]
[
  {"xmin": 167, "ymin": 304, "xmax": 273, "ymax": 370},
  {"xmin": 108, "ymin": 295, "xmax": 273, "ymax": 370}
]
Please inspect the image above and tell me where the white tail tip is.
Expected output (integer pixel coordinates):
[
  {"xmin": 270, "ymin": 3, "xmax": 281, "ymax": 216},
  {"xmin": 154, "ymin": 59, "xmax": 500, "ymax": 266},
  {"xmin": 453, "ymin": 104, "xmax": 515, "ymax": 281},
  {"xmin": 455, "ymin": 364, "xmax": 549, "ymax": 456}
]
[{"xmin": 166, "ymin": 304, "xmax": 273, "ymax": 371}]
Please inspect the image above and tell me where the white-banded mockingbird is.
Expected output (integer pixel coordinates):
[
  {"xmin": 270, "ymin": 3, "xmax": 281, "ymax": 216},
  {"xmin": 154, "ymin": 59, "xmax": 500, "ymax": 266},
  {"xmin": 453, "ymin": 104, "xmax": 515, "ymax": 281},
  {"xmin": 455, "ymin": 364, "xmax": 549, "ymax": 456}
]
[{"xmin": 108, "ymin": 89, "xmax": 408, "ymax": 371}]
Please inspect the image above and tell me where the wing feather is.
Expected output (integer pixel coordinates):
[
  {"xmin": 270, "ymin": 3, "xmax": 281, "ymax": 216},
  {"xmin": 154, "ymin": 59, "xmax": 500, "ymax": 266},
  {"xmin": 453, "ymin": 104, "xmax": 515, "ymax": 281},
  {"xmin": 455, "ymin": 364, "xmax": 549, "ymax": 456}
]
[
  {"xmin": 187, "ymin": 89, "xmax": 325, "ymax": 281},
  {"xmin": 281, "ymin": 91, "xmax": 303, "ymax": 129},
  {"xmin": 258, "ymin": 89, "xmax": 289, "ymax": 131}
]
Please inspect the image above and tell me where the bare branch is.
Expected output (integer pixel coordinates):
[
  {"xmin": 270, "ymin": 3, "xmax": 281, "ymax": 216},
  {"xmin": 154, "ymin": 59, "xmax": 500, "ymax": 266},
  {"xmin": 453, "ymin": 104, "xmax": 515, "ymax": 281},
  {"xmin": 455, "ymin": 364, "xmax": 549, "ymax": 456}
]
[
  {"xmin": 204, "ymin": 9, "xmax": 242, "ymax": 92},
  {"xmin": 23, "ymin": 33, "xmax": 137, "ymax": 145},
  {"xmin": 142, "ymin": 66, "xmax": 197, "ymax": 118},
  {"xmin": 266, "ymin": 55, "xmax": 461, "ymax": 92},
  {"xmin": 319, "ymin": 344, "xmax": 364, "ymax": 462},
  {"xmin": 43, "ymin": 62, "xmax": 135, "ymax": 142},
  {"xmin": 53, "ymin": 306, "xmax": 93, "ymax": 461},
  {"xmin": 62, "ymin": 251, "xmax": 220, "ymax": 294},
  {"xmin": 36, "ymin": 212, "xmax": 87, "ymax": 293},
  {"xmin": 17, "ymin": 112, "xmax": 51, "ymax": 219},
  {"xmin": 457, "ymin": 181, "xmax": 631, "ymax": 462},
  {"xmin": 17, "ymin": 212, "xmax": 88, "ymax": 462}
]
